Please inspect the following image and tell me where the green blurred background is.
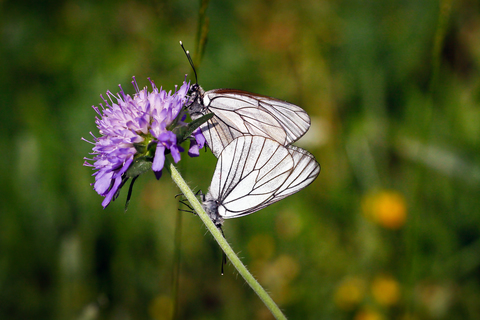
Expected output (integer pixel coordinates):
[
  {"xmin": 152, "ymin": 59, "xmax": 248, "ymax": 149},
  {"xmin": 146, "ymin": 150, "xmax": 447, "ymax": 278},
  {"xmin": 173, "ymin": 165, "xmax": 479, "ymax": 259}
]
[{"xmin": 2, "ymin": 0, "xmax": 480, "ymax": 319}]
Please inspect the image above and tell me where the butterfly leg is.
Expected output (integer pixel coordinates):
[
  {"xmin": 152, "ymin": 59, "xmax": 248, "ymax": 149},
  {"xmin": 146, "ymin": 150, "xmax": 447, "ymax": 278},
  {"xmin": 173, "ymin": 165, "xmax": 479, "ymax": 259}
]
[
  {"xmin": 176, "ymin": 189, "xmax": 205, "ymax": 215},
  {"xmin": 218, "ymin": 225, "xmax": 228, "ymax": 275},
  {"xmin": 175, "ymin": 193, "xmax": 195, "ymax": 213},
  {"xmin": 197, "ymin": 189, "xmax": 205, "ymax": 202}
]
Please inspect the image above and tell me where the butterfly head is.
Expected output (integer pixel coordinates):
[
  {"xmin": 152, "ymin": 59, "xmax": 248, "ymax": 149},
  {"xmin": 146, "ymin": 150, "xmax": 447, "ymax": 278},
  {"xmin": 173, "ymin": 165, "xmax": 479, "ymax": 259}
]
[{"xmin": 187, "ymin": 83, "xmax": 207, "ymax": 118}]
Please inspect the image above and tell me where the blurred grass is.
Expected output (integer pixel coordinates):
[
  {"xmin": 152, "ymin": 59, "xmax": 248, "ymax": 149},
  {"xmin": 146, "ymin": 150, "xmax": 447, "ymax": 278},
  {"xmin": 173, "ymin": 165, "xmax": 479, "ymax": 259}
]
[{"xmin": 1, "ymin": 0, "xmax": 480, "ymax": 319}]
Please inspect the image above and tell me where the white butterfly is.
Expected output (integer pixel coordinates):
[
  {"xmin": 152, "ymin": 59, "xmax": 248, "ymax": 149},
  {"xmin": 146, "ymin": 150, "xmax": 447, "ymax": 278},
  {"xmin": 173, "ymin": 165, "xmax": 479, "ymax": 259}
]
[
  {"xmin": 180, "ymin": 42, "xmax": 311, "ymax": 158},
  {"xmin": 202, "ymin": 135, "xmax": 320, "ymax": 229},
  {"xmin": 188, "ymin": 85, "xmax": 311, "ymax": 158}
]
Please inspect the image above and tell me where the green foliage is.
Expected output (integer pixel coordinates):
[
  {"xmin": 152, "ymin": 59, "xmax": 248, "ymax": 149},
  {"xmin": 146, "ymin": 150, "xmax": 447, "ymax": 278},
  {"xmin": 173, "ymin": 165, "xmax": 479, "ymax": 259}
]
[{"xmin": 1, "ymin": 0, "xmax": 479, "ymax": 319}]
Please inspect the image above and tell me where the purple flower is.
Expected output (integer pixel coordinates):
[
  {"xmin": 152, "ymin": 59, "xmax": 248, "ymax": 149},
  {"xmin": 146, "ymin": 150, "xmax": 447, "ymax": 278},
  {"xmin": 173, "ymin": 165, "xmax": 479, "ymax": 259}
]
[{"xmin": 83, "ymin": 76, "xmax": 203, "ymax": 208}]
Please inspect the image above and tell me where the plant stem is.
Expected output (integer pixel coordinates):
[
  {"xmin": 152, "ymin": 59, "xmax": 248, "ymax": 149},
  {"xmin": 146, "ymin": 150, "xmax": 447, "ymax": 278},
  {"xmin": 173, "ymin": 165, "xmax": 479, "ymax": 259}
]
[{"xmin": 169, "ymin": 163, "xmax": 287, "ymax": 320}]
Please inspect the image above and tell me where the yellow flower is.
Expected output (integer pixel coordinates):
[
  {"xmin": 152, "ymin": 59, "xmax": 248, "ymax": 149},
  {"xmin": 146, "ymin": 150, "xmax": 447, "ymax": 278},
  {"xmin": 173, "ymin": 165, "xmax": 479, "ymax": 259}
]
[
  {"xmin": 334, "ymin": 277, "xmax": 366, "ymax": 310},
  {"xmin": 354, "ymin": 308, "xmax": 384, "ymax": 320},
  {"xmin": 362, "ymin": 191, "xmax": 407, "ymax": 229},
  {"xmin": 371, "ymin": 274, "xmax": 401, "ymax": 306}
]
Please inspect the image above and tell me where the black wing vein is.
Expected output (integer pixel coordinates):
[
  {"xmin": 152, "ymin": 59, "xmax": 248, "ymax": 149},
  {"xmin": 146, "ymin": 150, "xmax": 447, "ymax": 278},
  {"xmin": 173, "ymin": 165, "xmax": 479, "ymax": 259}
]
[
  {"xmin": 212, "ymin": 136, "xmax": 319, "ymax": 219},
  {"xmin": 191, "ymin": 89, "xmax": 311, "ymax": 157}
]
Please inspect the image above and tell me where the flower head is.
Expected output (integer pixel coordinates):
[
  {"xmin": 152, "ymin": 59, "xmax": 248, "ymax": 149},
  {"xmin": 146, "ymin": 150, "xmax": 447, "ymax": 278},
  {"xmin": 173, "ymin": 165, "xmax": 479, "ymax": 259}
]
[
  {"xmin": 362, "ymin": 190, "xmax": 407, "ymax": 229},
  {"xmin": 83, "ymin": 76, "xmax": 203, "ymax": 208}
]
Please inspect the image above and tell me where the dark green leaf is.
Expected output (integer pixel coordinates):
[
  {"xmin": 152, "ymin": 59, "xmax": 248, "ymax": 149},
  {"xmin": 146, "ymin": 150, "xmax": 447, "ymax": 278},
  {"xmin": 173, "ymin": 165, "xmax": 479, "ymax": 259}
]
[
  {"xmin": 182, "ymin": 113, "xmax": 214, "ymax": 141},
  {"xmin": 172, "ymin": 112, "xmax": 213, "ymax": 144},
  {"xmin": 124, "ymin": 176, "xmax": 138, "ymax": 212},
  {"xmin": 125, "ymin": 156, "xmax": 153, "ymax": 179}
]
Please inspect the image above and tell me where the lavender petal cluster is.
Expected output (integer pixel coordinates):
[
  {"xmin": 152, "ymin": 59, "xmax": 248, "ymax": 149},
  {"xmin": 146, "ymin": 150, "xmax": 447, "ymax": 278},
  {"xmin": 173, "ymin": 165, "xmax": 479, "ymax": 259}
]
[{"xmin": 83, "ymin": 77, "xmax": 204, "ymax": 208}]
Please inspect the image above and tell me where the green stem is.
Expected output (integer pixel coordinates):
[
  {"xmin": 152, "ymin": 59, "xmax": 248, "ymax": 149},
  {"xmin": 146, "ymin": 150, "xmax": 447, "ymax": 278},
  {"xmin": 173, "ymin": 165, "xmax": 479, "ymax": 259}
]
[
  {"xmin": 193, "ymin": 0, "xmax": 210, "ymax": 67},
  {"xmin": 169, "ymin": 163, "xmax": 287, "ymax": 320}
]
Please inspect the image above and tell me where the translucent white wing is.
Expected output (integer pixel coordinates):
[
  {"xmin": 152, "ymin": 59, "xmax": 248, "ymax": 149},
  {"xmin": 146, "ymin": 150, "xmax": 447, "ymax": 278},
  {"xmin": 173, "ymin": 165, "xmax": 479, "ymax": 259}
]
[
  {"xmin": 205, "ymin": 136, "xmax": 320, "ymax": 220},
  {"xmin": 190, "ymin": 88, "xmax": 311, "ymax": 158}
]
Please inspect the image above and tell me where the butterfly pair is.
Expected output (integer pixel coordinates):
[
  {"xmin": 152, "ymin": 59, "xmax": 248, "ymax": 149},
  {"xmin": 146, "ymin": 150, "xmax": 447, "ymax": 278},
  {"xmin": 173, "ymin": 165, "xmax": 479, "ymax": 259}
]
[{"xmin": 181, "ymin": 42, "xmax": 320, "ymax": 231}]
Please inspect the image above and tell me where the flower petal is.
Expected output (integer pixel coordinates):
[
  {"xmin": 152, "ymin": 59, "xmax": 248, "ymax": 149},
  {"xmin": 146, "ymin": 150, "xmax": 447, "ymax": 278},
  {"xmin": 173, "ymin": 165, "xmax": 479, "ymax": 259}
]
[
  {"xmin": 94, "ymin": 171, "xmax": 114, "ymax": 195},
  {"xmin": 152, "ymin": 144, "xmax": 166, "ymax": 172},
  {"xmin": 158, "ymin": 131, "xmax": 177, "ymax": 145},
  {"xmin": 188, "ymin": 139, "xmax": 200, "ymax": 157},
  {"xmin": 102, "ymin": 175, "xmax": 123, "ymax": 208},
  {"xmin": 170, "ymin": 145, "xmax": 182, "ymax": 163},
  {"xmin": 193, "ymin": 128, "xmax": 206, "ymax": 149}
]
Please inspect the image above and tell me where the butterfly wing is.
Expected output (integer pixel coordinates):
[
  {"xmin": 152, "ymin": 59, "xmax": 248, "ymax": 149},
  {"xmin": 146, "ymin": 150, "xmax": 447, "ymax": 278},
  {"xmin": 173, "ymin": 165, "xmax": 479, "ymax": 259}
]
[
  {"xmin": 207, "ymin": 136, "xmax": 320, "ymax": 219},
  {"xmin": 190, "ymin": 88, "xmax": 311, "ymax": 158}
]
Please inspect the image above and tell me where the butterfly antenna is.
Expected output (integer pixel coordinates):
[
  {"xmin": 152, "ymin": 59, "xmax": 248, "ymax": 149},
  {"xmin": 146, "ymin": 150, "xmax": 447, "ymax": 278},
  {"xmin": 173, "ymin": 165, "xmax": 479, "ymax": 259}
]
[{"xmin": 179, "ymin": 41, "xmax": 198, "ymax": 84}]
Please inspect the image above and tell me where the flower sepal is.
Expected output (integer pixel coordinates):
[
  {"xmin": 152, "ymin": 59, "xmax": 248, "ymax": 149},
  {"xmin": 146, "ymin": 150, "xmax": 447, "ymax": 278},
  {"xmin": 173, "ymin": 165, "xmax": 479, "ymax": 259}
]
[
  {"xmin": 133, "ymin": 142, "xmax": 147, "ymax": 155},
  {"xmin": 172, "ymin": 112, "xmax": 214, "ymax": 144},
  {"xmin": 125, "ymin": 155, "xmax": 153, "ymax": 179}
]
